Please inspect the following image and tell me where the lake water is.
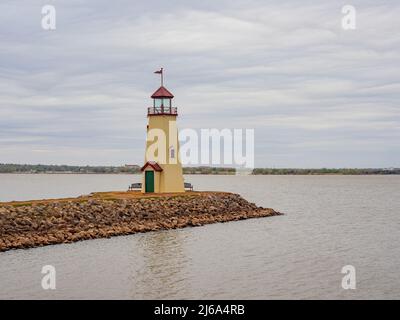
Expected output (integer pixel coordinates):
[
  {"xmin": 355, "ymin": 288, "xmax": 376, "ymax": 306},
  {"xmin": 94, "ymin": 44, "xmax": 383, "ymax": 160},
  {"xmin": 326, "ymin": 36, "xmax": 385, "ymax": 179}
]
[{"xmin": 0, "ymin": 174, "xmax": 399, "ymax": 299}]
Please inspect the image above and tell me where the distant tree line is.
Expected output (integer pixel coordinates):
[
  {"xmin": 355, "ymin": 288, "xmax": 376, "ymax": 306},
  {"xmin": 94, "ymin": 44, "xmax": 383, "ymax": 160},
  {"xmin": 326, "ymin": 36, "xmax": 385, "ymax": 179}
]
[
  {"xmin": 183, "ymin": 166, "xmax": 236, "ymax": 175},
  {"xmin": 252, "ymin": 168, "xmax": 400, "ymax": 175},
  {"xmin": 0, "ymin": 164, "xmax": 141, "ymax": 174},
  {"xmin": 1, "ymin": 164, "xmax": 399, "ymax": 175}
]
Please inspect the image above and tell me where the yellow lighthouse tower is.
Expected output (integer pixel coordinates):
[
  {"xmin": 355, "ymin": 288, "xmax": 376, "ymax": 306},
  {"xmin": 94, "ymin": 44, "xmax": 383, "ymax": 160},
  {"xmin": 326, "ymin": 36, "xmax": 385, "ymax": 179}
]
[{"xmin": 140, "ymin": 69, "xmax": 185, "ymax": 193}]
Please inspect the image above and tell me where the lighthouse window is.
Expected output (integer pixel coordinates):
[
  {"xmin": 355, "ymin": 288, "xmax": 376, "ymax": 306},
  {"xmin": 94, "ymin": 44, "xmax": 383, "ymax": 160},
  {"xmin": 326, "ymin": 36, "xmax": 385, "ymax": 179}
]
[
  {"xmin": 163, "ymin": 99, "xmax": 171, "ymax": 107},
  {"xmin": 170, "ymin": 146, "xmax": 175, "ymax": 159},
  {"xmin": 154, "ymin": 99, "xmax": 162, "ymax": 107}
]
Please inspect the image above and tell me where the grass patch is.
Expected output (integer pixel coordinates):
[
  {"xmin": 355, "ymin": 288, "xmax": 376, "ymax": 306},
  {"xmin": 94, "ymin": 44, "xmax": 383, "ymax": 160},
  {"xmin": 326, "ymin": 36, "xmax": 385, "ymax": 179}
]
[{"xmin": 0, "ymin": 191, "xmax": 230, "ymax": 207}]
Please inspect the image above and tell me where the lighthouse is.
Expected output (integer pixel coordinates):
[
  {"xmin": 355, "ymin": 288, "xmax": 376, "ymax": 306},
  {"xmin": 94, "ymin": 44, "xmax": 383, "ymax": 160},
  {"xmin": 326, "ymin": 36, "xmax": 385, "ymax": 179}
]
[{"xmin": 140, "ymin": 69, "xmax": 185, "ymax": 193}]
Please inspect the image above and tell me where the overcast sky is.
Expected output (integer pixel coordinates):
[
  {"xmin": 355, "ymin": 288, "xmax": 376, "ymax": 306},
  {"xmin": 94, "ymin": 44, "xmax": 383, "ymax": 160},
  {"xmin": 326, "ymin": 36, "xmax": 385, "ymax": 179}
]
[{"xmin": 0, "ymin": 0, "xmax": 399, "ymax": 168}]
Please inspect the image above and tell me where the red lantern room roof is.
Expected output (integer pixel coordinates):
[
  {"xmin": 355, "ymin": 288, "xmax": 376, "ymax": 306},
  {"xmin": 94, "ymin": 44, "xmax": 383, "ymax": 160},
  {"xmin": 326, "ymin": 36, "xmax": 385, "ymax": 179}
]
[{"xmin": 151, "ymin": 86, "xmax": 174, "ymax": 99}]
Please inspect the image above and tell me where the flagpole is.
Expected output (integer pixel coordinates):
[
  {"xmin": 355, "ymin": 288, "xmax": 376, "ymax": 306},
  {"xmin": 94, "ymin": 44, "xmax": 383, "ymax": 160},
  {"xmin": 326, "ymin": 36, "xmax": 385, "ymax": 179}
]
[{"xmin": 161, "ymin": 68, "xmax": 164, "ymax": 86}]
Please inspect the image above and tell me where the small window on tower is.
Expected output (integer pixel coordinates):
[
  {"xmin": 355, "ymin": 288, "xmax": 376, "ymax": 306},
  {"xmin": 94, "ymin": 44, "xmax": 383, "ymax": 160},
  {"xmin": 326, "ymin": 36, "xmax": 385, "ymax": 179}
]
[{"xmin": 170, "ymin": 146, "xmax": 175, "ymax": 159}]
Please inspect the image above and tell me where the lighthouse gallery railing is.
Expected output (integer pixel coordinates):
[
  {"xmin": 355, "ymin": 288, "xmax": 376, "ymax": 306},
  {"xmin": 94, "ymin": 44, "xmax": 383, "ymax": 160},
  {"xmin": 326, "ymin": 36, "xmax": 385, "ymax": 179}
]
[{"xmin": 147, "ymin": 106, "xmax": 178, "ymax": 115}]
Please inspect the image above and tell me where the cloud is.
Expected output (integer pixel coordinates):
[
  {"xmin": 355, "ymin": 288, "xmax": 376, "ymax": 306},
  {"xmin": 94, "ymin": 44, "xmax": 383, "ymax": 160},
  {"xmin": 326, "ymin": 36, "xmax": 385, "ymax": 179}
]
[{"xmin": 0, "ymin": 0, "xmax": 399, "ymax": 167}]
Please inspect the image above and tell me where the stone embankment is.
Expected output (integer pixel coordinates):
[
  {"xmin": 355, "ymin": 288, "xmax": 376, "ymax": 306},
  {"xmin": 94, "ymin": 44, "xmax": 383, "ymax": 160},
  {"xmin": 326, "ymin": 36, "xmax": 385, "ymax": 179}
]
[{"xmin": 0, "ymin": 191, "xmax": 281, "ymax": 252}]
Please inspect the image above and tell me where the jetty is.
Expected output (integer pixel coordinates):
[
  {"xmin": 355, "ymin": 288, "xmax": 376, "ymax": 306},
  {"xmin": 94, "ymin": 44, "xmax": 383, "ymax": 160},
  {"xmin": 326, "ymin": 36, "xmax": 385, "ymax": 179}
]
[{"xmin": 0, "ymin": 191, "xmax": 281, "ymax": 252}]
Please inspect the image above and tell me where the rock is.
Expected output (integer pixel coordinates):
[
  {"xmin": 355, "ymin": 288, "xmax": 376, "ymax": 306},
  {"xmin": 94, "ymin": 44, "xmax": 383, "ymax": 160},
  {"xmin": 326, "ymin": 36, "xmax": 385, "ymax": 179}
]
[{"xmin": 0, "ymin": 192, "xmax": 281, "ymax": 252}]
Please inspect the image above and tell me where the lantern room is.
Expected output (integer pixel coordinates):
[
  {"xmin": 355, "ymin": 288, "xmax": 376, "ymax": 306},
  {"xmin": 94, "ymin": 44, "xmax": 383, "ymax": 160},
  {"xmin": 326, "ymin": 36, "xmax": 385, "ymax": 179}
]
[{"xmin": 148, "ymin": 86, "xmax": 177, "ymax": 116}]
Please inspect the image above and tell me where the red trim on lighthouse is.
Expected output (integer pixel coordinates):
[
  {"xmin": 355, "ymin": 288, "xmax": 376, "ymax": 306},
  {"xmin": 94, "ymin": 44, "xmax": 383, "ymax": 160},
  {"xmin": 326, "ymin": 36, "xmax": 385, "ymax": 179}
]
[
  {"xmin": 140, "ymin": 161, "xmax": 163, "ymax": 172},
  {"xmin": 151, "ymin": 86, "xmax": 174, "ymax": 98}
]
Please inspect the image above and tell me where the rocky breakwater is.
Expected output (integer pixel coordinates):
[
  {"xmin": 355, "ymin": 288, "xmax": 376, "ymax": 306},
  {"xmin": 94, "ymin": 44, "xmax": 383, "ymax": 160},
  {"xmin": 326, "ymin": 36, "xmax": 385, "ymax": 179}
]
[{"xmin": 0, "ymin": 192, "xmax": 281, "ymax": 252}]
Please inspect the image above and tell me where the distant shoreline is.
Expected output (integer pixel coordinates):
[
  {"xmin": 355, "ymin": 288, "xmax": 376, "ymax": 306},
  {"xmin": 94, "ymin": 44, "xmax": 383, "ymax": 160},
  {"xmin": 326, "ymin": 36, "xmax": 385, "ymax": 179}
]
[
  {"xmin": 0, "ymin": 172, "xmax": 400, "ymax": 176},
  {"xmin": 1, "ymin": 173, "xmax": 400, "ymax": 175},
  {"xmin": 0, "ymin": 164, "xmax": 399, "ymax": 175}
]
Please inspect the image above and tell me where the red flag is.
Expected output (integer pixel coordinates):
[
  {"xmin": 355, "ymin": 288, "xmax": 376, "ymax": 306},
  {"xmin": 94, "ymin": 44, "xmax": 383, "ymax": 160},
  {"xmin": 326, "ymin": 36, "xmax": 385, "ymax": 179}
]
[{"xmin": 154, "ymin": 68, "xmax": 164, "ymax": 86}]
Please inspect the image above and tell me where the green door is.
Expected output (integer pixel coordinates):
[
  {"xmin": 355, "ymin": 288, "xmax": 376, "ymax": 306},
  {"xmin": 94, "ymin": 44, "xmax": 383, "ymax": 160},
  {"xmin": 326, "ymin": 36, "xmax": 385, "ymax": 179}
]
[{"xmin": 145, "ymin": 171, "xmax": 154, "ymax": 192}]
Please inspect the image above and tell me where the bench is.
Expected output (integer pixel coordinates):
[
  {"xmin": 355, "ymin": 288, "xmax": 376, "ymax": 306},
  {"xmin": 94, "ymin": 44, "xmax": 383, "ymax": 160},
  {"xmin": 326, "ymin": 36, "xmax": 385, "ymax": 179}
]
[
  {"xmin": 128, "ymin": 183, "xmax": 142, "ymax": 191},
  {"xmin": 129, "ymin": 182, "xmax": 193, "ymax": 191},
  {"xmin": 184, "ymin": 182, "xmax": 193, "ymax": 191}
]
